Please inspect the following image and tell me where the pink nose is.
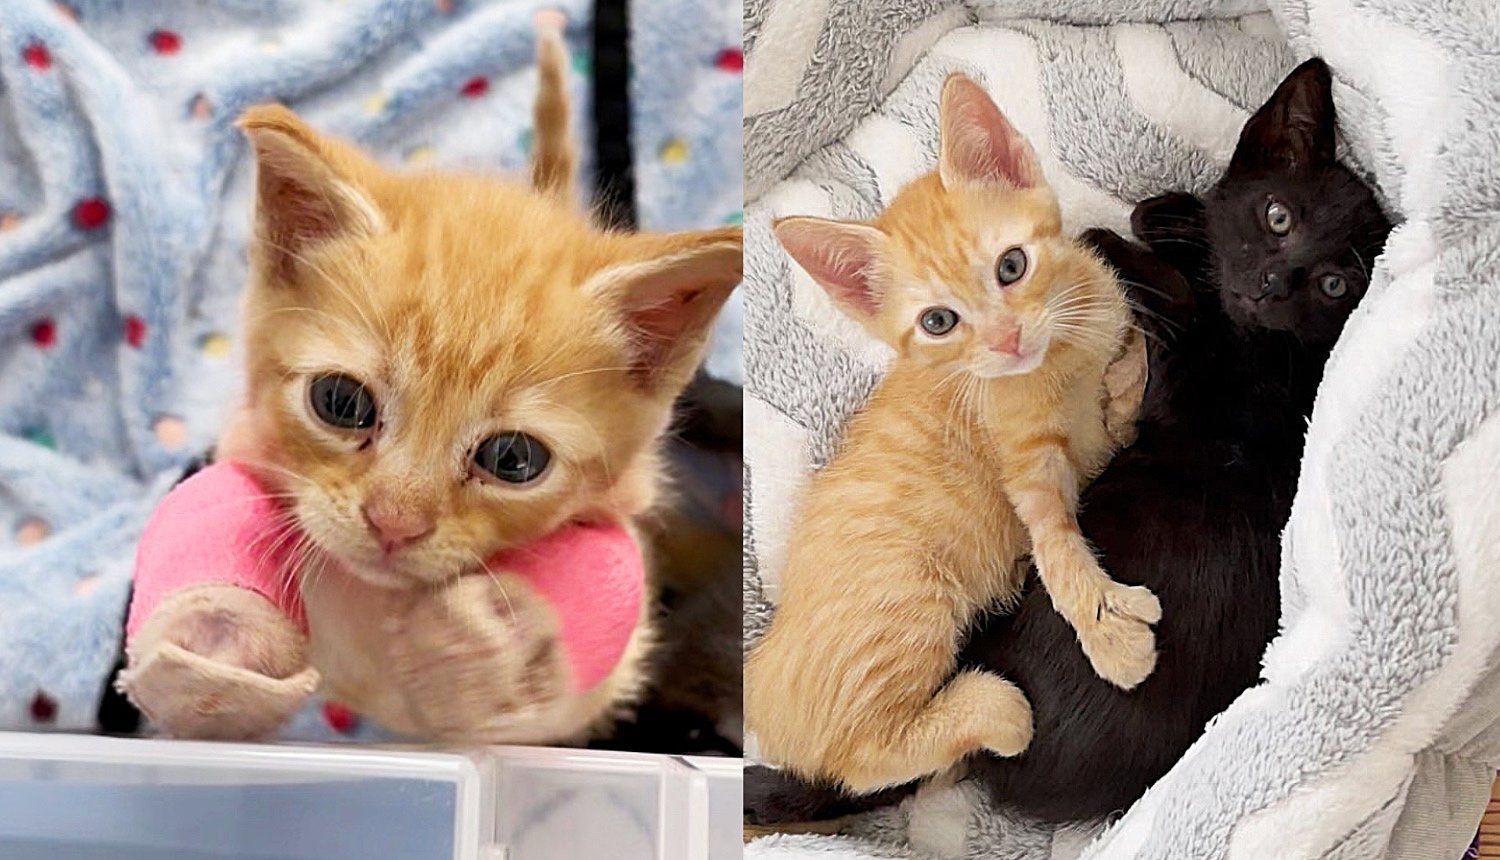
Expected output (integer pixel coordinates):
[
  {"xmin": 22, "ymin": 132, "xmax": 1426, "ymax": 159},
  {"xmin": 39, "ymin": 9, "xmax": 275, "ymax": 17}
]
[
  {"xmin": 361, "ymin": 502, "xmax": 435, "ymax": 553},
  {"xmin": 991, "ymin": 327, "xmax": 1021, "ymax": 356}
]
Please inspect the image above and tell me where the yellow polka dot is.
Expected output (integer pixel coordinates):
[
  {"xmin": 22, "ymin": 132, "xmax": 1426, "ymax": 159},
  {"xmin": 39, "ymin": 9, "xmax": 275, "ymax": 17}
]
[
  {"xmin": 16, "ymin": 519, "xmax": 49, "ymax": 546},
  {"xmin": 200, "ymin": 332, "xmax": 231, "ymax": 358},
  {"xmin": 73, "ymin": 574, "xmax": 102, "ymax": 597},
  {"xmin": 154, "ymin": 416, "xmax": 188, "ymax": 450},
  {"xmin": 405, "ymin": 146, "xmax": 435, "ymax": 166},
  {"xmin": 363, "ymin": 92, "xmax": 389, "ymax": 116},
  {"xmin": 659, "ymin": 138, "xmax": 689, "ymax": 165},
  {"xmin": 0, "ymin": 213, "xmax": 20, "ymax": 233}
]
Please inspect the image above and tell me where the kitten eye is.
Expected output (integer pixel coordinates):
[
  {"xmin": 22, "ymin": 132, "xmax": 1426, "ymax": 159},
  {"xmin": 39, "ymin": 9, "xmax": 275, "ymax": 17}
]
[
  {"xmin": 1319, "ymin": 273, "xmax": 1348, "ymax": 298},
  {"xmin": 918, "ymin": 306, "xmax": 959, "ymax": 336},
  {"xmin": 996, "ymin": 247, "xmax": 1029, "ymax": 285},
  {"xmin": 474, "ymin": 432, "xmax": 551, "ymax": 484},
  {"xmin": 1264, "ymin": 198, "xmax": 1294, "ymax": 236},
  {"xmin": 309, "ymin": 374, "xmax": 377, "ymax": 430}
]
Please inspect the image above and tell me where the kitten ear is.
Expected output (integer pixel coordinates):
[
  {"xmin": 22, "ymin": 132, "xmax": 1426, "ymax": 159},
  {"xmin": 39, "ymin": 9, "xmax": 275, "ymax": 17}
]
[
  {"xmin": 937, "ymin": 74, "xmax": 1043, "ymax": 190},
  {"xmin": 591, "ymin": 227, "xmax": 743, "ymax": 388},
  {"xmin": 772, "ymin": 216, "xmax": 888, "ymax": 317},
  {"xmin": 1228, "ymin": 58, "xmax": 1336, "ymax": 176},
  {"xmin": 239, "ymin": 105, "xmax": 385, "ymax": 282}
]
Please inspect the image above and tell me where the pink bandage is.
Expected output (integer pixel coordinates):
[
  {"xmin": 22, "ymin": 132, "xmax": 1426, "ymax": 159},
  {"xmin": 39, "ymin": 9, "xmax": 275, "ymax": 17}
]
[
  {"xmin": 127, "ymin": 461, "xmax": 644, "ymax": 692},
  {"xmin": 127, "ymin": 462, "xmax": 305, "ymax": 638}
]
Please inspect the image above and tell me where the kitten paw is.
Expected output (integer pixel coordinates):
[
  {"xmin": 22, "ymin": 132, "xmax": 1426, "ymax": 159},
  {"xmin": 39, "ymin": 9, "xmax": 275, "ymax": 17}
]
[
  {"xmin": 977, "ymin": 678, "xmax": 1033, "ymax": 758},
  {"xmin": 120, "ymin": 585, "xmax": 318, "ymax": 740},
  {"xmin": 1080, "ymin": 582, "xmax": 1160, "ymax": 690},
  {"xmin": 392, "ymin": 573, "xmax": 577, "ymax": 743},
  {"xmin": 947, "ymin": 670, "xmax": 1033, "ymax": 758}
]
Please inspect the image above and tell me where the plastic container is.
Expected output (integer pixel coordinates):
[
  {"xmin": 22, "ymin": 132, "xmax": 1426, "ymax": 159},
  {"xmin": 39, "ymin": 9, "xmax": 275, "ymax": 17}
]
[{"xmin": 0, "ymin": 731, "xmax": 741, "ymax": 859}]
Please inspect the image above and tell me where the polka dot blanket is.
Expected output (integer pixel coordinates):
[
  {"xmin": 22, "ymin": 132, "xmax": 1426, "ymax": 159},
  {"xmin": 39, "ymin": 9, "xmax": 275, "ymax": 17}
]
[{"xmin": 0, "ymin": 0, "xmax": 741, "ymax": 737}]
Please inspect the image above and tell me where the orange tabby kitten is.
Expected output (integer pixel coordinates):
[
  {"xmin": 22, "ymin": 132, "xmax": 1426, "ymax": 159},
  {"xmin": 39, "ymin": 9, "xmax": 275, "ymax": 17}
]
[
  {"xmin": 745, "ymin": 74, "xmax": 1158, "ymax": 792},
  {"xmin": 123, "ymin": 30, "xmax": 742, "ymax": 743}
]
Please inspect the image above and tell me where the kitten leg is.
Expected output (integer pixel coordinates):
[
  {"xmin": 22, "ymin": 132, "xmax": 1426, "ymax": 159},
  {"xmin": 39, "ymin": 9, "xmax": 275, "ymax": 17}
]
[
  {"xmin": 530, "ymin": 24, "xmax": 576, "ymax": 200},
  {"xmin": 391, "ymin": 572, "xmax": 639, "ymax": 745},
  {"xmin": 837, "ymin": 670, "xmax": 1032, "ymax": 794},
  {"xmin": 1003, "ymin": 441, "xmax": 1161, "ymax": 689},
  {"xmin": 1103, "ymin": 328, "xmax": 1147, "ymax": 447},
  {"xmin": 119, "ymin": 585, "xmax": 318, "ymax": 740}
]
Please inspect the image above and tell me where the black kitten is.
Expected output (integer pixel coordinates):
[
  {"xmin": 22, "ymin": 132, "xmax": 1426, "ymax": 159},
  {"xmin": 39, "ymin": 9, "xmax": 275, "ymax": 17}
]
[{"xmin": 744, "ymin": 58, "xmax": 1392, "ymax": 827}]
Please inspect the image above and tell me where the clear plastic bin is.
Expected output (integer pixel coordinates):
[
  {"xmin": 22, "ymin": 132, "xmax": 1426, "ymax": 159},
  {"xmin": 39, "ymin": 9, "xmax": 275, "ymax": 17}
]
[{"xmin": 0, "ymin": 731, "xmax": 741, "ymax": 859}]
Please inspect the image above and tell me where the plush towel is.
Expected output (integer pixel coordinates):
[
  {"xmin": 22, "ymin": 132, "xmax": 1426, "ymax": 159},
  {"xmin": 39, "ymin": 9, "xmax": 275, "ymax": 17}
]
[
  {"xmin": 743, "ymin": 0, "xmax": 1500, "ymax": 856},
  {"xmin": 0, "ymin": 0, "xmax": 741, "ymax": 737}
]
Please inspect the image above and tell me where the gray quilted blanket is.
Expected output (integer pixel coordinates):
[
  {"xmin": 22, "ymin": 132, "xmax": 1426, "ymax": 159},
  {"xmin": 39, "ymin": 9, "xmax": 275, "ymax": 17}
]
[{"xmin": 743, "ymin": 1, "xmax": 1500, "ymax": 857}]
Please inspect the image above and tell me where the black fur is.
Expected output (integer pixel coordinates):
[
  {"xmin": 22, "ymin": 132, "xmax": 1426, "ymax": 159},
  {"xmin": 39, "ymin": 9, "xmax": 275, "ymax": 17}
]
[{"xmin": 744, "ymin": 58, "xmax": 1392, "ymax": 827}]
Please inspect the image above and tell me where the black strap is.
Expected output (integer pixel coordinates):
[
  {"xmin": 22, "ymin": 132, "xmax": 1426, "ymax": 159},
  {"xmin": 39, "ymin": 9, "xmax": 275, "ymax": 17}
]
[{"xmin": 591, "ymin": 0, "xmax": 636, "ymax": 229}]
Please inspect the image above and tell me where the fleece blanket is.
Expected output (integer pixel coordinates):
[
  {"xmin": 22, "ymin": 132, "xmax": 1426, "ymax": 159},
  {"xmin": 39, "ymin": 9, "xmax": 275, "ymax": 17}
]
[
  {"xmin": 743, "ymin": 0, "xmax": 1500, "ymax": 858},
  {"xmin": 0, "ymin": 0, "xmax": 742, "ymax": 738}
]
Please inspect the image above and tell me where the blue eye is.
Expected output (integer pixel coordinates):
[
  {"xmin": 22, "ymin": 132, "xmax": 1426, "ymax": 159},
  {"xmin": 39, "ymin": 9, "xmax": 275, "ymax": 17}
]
[
  {"xmin": 996, "ymin": 247, "xmax": 1028, "ymax": 285},
  {"xmin": 919, "ymin": 306, "xmax": 959, "ymax": 336},
  {"xmin": 474, "ymin": 432, "xmax": 551, "ymax": 484},
  {"xmin": 309, "ymin": 374, "xmax": 377, "ymax": 430}
]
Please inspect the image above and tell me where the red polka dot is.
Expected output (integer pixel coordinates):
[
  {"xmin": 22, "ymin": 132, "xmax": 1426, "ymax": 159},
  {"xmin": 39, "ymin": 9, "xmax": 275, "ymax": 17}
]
[
  {"xmin": 460, "ymin": 76, "xmax": 489, "ymax": 98},
  {"xmin": 714, "ymin": 48, "xmax": 743, "ymax": 73},
  {"xmin": 29, "ymin": 691, "xmax": 57, "ymax": 723},
  {"xmin": 23, "ymin": 43, "xmax": 52, "ymax": 71},
  {"xmin": 71, "ymin": 198, "xmax": 111, "ymax": 231},
  {"xmin": 148, "ymin": 30, "xmax": 182, "ymax": 55},
  {"xmin": 30, "ymin": 319, "xmax": 57, "ymax": 348},
  {"xmin": 124, "ymin": 315, "xmax": 147, "ymax": 348},
  {"xmin": 322, "ymin": 701, "xmax": 359, "ymax": 734}
]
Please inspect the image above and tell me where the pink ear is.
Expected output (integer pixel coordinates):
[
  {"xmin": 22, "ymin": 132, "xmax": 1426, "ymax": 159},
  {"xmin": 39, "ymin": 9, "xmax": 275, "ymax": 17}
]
[
  {"xmin": 592, "ymin": 227, "xmax": 743, "ymax": 387},
  {"xmin": 772, "ymin": 217, "xmax": 888, "ymax": 316},
  {"xmin": 938, "ymin": 74, "xmax": 1043, "ymax": 190}
]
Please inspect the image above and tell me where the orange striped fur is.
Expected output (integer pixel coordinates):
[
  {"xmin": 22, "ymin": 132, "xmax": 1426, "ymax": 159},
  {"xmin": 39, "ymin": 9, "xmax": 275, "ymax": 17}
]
[{"xmin": 745, "ymin": 75, "xmax": 1156, "ymax": 792}]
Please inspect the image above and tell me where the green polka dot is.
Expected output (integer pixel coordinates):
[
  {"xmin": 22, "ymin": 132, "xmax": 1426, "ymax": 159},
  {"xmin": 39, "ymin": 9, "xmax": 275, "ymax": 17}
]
[
  {"xmin": 571, "ymin": 51, "xmax": 591, "ymax": 76},
  {"xmin": 722, "ymin": 210, "xmax": 744, "ymax": 226},
  {"xmin": 24, "ymin": 428, "xmax": 54, "ymax": 449},
  {"xmin": 518, "ymin": 129, "xmax": 535, "ymax": 157}
]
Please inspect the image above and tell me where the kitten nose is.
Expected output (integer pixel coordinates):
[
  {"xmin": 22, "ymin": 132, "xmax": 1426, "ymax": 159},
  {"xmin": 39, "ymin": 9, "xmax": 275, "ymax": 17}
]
[
  {"xmin": 1259, "ymin": 272, "xmax": 1286, "ymax": 300},
  {"xmin": 361, "ymin": 501, "xmax": 434, "ymax": 553},
  {"xmin": 990, "ymin": 327, "xmax": 1021, "ymax": 356}
]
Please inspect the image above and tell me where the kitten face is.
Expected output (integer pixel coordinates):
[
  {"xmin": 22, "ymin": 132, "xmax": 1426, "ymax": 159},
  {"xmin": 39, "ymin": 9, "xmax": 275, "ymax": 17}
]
[
  {"xmin": 776, "ymin": 75, "xmax": 1119, "ymax": 379},
  {"xmin": 1206, "ymin": 58, "xmax": 1391, "ymax": 344},
  {"xmin": 859, "ymin": 181, "xmax": 1104, "ymax": 379},
  {"xmin": 221, "ymin": 106, "xmax": 740, "ymax": 588}
]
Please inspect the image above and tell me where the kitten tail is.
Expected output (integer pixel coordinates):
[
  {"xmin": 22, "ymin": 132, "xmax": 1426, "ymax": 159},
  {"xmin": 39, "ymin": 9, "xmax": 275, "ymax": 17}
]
[{"xmin": 531, "ymin": 24, "xmax": 576, "ymax": 201}]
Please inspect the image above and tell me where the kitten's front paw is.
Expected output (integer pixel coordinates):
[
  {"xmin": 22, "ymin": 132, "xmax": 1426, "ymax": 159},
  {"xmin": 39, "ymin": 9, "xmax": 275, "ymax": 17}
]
[
  {"xmin": 392, "ymin": 574, "xmax": 575, "ymax": 743},
  {"xmin": 120, "ymin": 585, "xmax": 318, "ymax": 740},
  {"xmin": 1079, "ymin": 581, "xmax": 1160, "ymax": 691}
]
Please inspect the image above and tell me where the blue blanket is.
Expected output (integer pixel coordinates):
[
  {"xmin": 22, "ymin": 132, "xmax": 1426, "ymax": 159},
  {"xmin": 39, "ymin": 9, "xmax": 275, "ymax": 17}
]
[{"xmin": 0, "ymin": 0, "xmax": 741, "ymax": 735}]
